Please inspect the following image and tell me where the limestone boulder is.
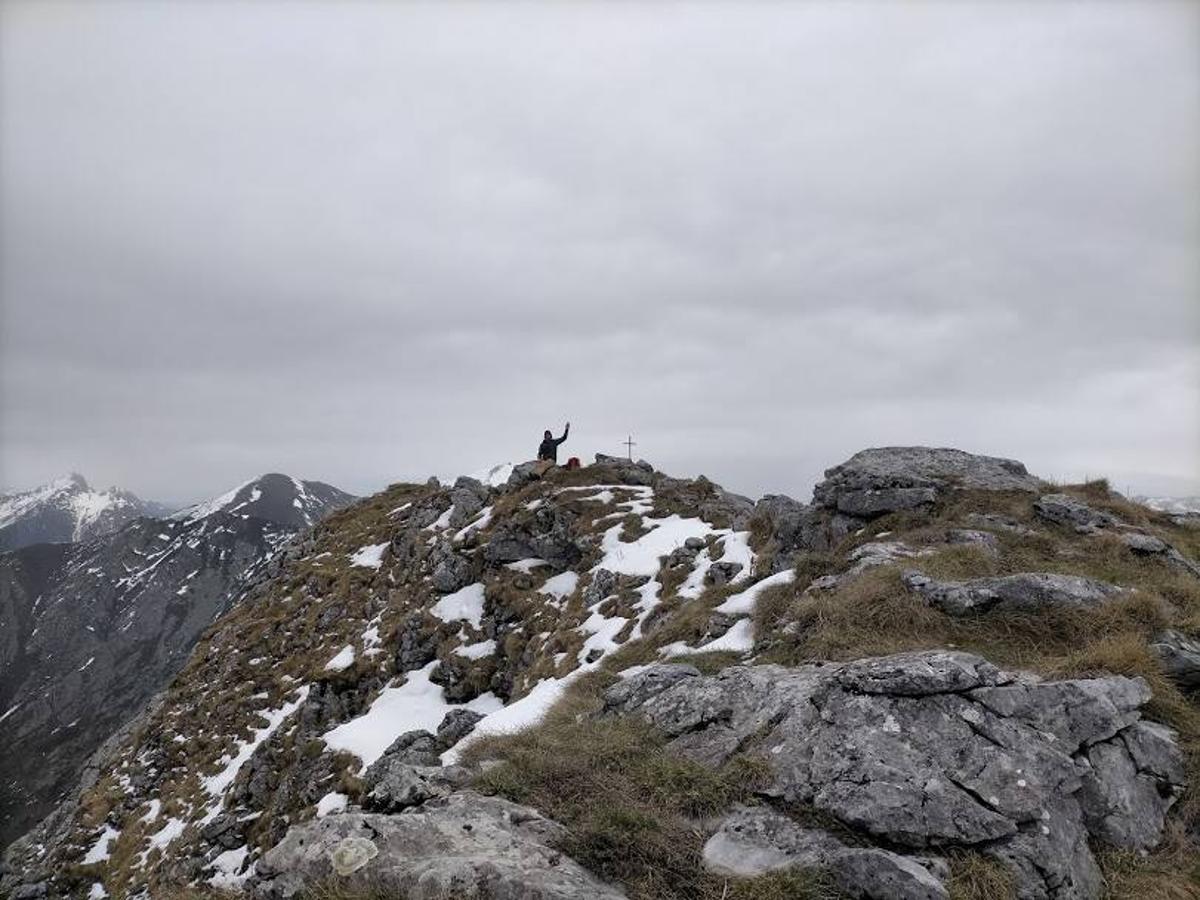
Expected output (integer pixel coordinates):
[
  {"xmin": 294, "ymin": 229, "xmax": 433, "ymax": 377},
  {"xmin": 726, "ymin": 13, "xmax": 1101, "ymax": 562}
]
[
  {"xmin": 603, "ymin": 651, "xmax": 1185, "ymax": 899},
  {"xmin": 252, "ymin": 792, "xmax": 627, "ymax": 899},
  {"xmin": 704, "ymin": 806, "xmax": 949, "ymax": 900},
  {"xmin": 902, "ymin": 571, "xmax": 1125, "ymax": 616},
  {"xmin": 1033, "ymin": 495, "xmax": 1120, "ymax": 533},
  {"xmin": 813, "ymin": 448, "xmax": 1042, "ymax": 519}
]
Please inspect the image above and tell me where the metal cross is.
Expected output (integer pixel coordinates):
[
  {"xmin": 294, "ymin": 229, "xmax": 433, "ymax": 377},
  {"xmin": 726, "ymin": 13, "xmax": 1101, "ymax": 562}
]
[{"xmin": 623, "ymin": 435, "xmax": 636, "ymax": 461}]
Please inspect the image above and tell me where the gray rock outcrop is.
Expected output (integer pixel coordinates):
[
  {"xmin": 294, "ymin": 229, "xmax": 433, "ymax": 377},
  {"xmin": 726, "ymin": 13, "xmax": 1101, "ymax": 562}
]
[
  {"xmin": 252, "ymin": 792, "xmax": 627, "ymax": 899},
  {"xmin": 603, "ymin": 652, "xmax": 1184, "ymax": 899},
  {"xmin": 1033, "ymin": 495, "xmax": 1120, "ymax": 533},
  {"xmin": 1151, "ymin": 629, "xmax": 1200, "ymax": 691},
  {"xmin": 946, "ymin": 528, "xmax": 1002, "ymax": 556},
  {"xmin": 484, "ymin": 505, "xmax": 581, "ymax": 570},
  {"xmin": 1120, "ymin": 532, "xmax": 1200, "ymax": 578},
  {"xmin": 814, "ymin": 448, "xmax": 1043, "ymax": 519},
  {"xmin": 902, "ymin": 571, "xmax": 1125, "ymax": 616},
  {"xmin": 704, "ymin": 806, "xmax": 948, "ymax": 900}
]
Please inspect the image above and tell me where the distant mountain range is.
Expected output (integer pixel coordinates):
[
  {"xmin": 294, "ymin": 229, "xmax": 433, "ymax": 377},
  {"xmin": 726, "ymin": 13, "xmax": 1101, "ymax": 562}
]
[
  {"xmin": 0, "ymin": 474, "xmax": 172, "ymax": 553},
  {"xmin": 0, "ymin": 473, "xmax": 356, "ymax": 847},
  {"xmin": 1136, "ymin": 495, "xmax": 1200, "ymax": 516}
]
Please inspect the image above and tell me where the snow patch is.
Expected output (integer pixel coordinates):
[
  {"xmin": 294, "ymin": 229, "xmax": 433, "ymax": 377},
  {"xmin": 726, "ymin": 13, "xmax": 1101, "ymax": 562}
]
[
  {"xmin": 431, "ymin": 583, "xmax": 486, "ymax": 629},
  {"xmin": 595, "ymin": 514, "xmax": 712, "ymax": 577},
  {"xmin": 322, "ymin": 662, "xmax": 500, "ymax": 769},
  {"xmin": 443, "ymin": 675, "xmax": 574, "ymax": 765},
  {"xmin": 82, "ymin": 825, "xmax": 120, "ymax": 864},
  {"xmin": 324, "ymin": 645, "xmax": 356, "ymax": 672},
  {"xmin": 316, "ymin": 792, "xmax": 348, "ymax": 817},
  {"xmin": 715, "ymin": 570, "xmax": 796, "ymax": 616},
  {"xmin": 208, "ymin": 845, "xmax": 252, "ymax": 888},
  {"xmin": 202, "ymin": 686, "xmax": 310, "ymax": 806},
  {"xmin": 662, "ymin": 618, "xmax": 756, "ymax": 656},
  {"xmin": 454, "ymin": 639, "xmax": 497, "ymax": 660},
  {"xmin": 540, "ymin": 570, "xmax": 579, "ymax": 601},
  {"xmin": 348, "ymin": 542, "xmax": 388, "ymax": 569}
]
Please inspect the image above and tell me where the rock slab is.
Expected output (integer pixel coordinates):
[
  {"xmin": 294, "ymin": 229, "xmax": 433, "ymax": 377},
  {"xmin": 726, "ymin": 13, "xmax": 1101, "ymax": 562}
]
[
  {"xmin": 252, "ymin": 792, "xmax": 626, "ymax": 899},
  {"xmin": 902, "ymin": 571, "xmax": 1124, "ymax": 616},
  {"xmin": 603, "ymin": 651, "xmax": 1185, "ymax": 900}
]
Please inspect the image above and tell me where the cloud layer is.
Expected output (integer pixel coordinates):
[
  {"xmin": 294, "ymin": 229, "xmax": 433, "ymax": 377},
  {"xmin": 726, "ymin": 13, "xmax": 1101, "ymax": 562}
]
[{"xmin": 2, "ymin": 1, "xmax": 1197, "ymax": 503}]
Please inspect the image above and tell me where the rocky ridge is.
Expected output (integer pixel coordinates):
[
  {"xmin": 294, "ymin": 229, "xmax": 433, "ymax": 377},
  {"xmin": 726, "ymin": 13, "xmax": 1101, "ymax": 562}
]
[{"xmin": 2, "ymin": 448, "xmax": 1197, "ymax": 900}]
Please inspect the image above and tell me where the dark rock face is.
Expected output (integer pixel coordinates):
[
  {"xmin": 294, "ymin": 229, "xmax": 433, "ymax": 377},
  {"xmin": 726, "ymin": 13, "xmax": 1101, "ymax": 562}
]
[
  {"xmin": 364, "ymin": 762, "xmax": 471, "ymax": 812},
  {"xmin": 902, "ymin": 571, "xmax": 1125, "ymax": 616},
  {"xmin": 604, "ymin": 652, "xmax": 1184, "ymax": 899},
  {"xmin": 813, "ymin": 448, "xmax": 1043, "ymax": 518},
  {"xmin": 1151, "ymin": 629, "xmax": 1200, "ymax": 691},
  {"xmin": 251, "ymin": 793, "xmax": 627, "ymax": 899},
  {"xmin": 360, "ymin": 712, "xmax": 488, "ymax": 812},
  {"xmin": 428, "ymin": 541, "xmax": 474, "ymax": 593},
  {"xmin": 0, "ymin": 476, "xmax": 352, "ymax": 848},
  {"xmin": 436, "ymin": 708, "xmax": 485, "ymax": 745},
  {"xmin": 483, "ymin": 504, "xmax": 581, "ymax": 570}
]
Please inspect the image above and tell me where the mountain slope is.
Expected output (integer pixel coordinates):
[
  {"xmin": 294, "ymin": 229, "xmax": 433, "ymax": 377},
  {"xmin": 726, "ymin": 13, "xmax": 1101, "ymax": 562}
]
[
  {"xmin": 0, "ymin": 475, "xmax": 167, "ymax": 553},
  {"xmin": 3, "ymin": 451, "xmax": 1198, "ymax": 900},
  {"xmin": 0, "ymin": 476, "xmax": 355, "ymax": 849}
]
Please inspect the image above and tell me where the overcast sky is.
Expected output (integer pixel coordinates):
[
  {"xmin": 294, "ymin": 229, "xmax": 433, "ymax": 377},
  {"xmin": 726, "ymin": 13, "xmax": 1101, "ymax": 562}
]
[{"xmin": 1, "ymin": 1, "xmax": 1197, "ymax": 505}]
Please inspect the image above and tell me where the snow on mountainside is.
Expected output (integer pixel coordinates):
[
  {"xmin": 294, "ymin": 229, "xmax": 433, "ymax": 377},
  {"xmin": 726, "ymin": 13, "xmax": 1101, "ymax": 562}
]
[
  {"xmin": 172, "ymin": 473, "xmax": 356, "ymax": 528},
  {"xmin": 0, "ymin": 474, "xmax": 167, "ymax": 553},
  {"xmin": 0, "ymin": 473, "xmax": 355, "ymax": 850}
]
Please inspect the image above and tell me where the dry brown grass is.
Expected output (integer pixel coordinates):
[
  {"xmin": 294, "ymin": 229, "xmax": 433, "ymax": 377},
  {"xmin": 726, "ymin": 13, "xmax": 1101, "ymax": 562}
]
[
  {"xmin": 749, "ymin": 481, "xmax": 1200, "ymax": 899},
  {"xmin": 947, "ymin": 851, "xmax": 1017, "ymax": 900},
  {"xmin": 1097, "ymin": 819, "xmax": 1200, "ymax": 899},
  {"xmin": 461, "ymin": 675, "xmax": 839, "ymax": 900}
]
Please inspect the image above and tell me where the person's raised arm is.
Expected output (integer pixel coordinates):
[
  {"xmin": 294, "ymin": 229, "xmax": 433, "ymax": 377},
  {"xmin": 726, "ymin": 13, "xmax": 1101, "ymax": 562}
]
[{"xmin": 556, "ymin": 421, "xmax": 570, "ymax": 444}]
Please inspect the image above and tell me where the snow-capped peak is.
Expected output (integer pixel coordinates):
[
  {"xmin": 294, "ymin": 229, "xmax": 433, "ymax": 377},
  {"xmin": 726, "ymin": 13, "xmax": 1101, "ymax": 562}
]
[
  {"xmin": 172, "ymin": 474, "xmax": 356, "ymax": 528},
  {"xmin": 0, "ymin": 475, "xmax": 157, "ymax": 551}
]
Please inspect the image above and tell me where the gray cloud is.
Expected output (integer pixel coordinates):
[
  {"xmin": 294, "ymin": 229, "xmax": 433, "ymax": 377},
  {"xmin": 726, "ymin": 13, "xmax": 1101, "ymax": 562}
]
[{"xmin": 2, "ymin": 0, "xmax": 1197, "ymax": 503}]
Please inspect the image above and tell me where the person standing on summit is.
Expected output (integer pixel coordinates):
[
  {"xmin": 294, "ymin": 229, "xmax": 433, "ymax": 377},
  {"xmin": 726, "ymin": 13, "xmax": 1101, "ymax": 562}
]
[{"xmin": 537, "ymin": 422, "xmax": 570, "ymax": 463}]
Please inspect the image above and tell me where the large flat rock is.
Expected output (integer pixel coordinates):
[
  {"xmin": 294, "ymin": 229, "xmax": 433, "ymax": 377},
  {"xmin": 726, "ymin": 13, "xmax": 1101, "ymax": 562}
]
[
  {"xmin": 603, "ymin": 652, "xmax": 1185, "ymax": 900},
  {"xmin": 813, "ymin": 447, "xmax": 1043, "ymax": 518},
  {"xmin": 252, "ymin": 792, "xmax": 626, "ymax": 899}
]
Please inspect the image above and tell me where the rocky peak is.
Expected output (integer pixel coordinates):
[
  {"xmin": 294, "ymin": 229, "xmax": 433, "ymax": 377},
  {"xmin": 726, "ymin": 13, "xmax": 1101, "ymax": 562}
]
[
  {"xmin": 0, "ymin": 474, "xmax": 164, "ymax": 553},
  {"xmin": 172, "ymin": 473, "xmax": 356, "ymax": 528}
]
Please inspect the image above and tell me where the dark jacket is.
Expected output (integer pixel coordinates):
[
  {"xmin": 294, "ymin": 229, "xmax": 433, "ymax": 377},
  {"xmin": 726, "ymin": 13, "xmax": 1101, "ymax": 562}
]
[{"xmin": 537, "ymin": 425, "xmax": 569, "ymax": 462}]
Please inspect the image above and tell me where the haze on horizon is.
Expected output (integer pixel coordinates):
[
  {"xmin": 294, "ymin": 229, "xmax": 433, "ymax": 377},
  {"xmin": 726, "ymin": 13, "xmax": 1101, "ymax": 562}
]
[{"xmin": 1, "ymin": 0, "xmax": 1197, "ymax": 506}]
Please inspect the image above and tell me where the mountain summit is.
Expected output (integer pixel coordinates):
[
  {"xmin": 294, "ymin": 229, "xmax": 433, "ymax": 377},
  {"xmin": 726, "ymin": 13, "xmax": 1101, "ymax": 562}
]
[
  {"xmin": 0, "ymin": 475, "xmax": 168, "ymax": 553},
  {"xmin": 172, "ymin": 473, "xmax": 356, "ymax": 529},
  {"xmin": 4, "ymin": 448, "xmax": 1196, "ymax": 899}
]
